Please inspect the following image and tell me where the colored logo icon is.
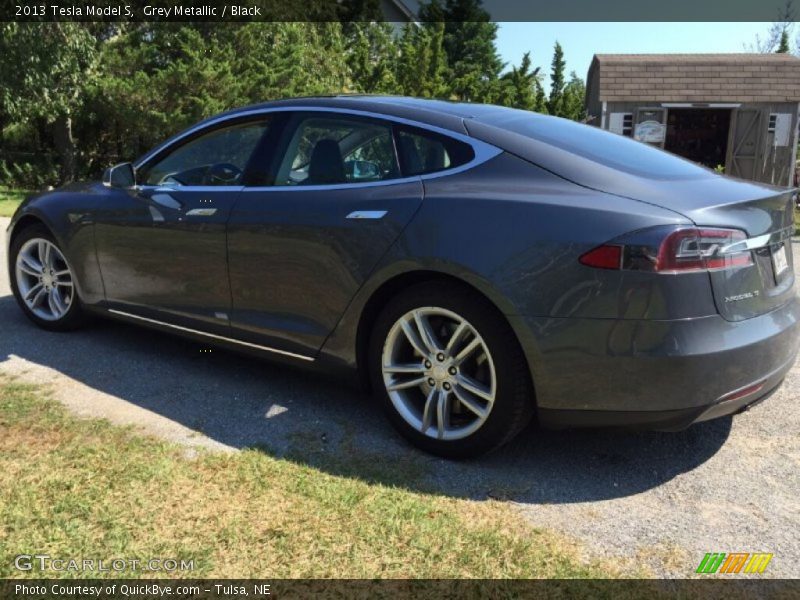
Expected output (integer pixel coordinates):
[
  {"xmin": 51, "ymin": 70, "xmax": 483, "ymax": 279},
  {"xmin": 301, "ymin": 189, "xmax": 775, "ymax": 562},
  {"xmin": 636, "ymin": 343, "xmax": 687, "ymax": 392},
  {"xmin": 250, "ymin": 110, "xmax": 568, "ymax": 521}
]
[{"xmin": 696, "ymin": 552, "xmax": 773, "ymax": 574}]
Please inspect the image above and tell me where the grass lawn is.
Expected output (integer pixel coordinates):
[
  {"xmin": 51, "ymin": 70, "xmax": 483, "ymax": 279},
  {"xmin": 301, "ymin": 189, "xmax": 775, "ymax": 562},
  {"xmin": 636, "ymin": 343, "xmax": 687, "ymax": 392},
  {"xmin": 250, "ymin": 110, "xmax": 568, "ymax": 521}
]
[
  {"xmin": 0, "ymin": 187, "xmax": 30, "ymax": 218},
  {"xmin": 0, "ymin": 377, "xmax": 623, "ymax": 580}
]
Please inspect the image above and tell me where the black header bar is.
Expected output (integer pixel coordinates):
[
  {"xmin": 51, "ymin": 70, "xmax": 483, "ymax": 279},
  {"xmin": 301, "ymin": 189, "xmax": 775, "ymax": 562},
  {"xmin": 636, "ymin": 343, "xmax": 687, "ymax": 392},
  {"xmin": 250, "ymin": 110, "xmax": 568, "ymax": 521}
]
[{"xmin": 0, "ymin": 0, "xmax": 793, "ymax": 23}]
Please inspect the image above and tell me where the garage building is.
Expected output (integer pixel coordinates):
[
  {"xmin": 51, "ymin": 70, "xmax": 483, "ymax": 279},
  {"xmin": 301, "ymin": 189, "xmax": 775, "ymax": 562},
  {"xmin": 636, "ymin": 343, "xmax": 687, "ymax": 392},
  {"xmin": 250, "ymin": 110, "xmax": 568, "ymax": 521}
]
[{"xmin": 585, "ymin": 53, "xmax": 800, "ymax": 185}]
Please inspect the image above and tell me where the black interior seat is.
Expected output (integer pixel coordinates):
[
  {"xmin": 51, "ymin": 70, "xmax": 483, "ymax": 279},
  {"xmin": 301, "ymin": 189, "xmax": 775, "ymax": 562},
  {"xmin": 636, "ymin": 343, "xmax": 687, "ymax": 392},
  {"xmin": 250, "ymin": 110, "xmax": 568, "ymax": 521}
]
[
  {"xmin": 307, "ymin": 139, "xmax": 346, "ymax": 184},
  {"xmin": 396, "ymin": 136, "xmax": 424, "ymax": 176},
  {"xmin": 425, "ymin": 143, "xmax": 447, "ymax": 172}
]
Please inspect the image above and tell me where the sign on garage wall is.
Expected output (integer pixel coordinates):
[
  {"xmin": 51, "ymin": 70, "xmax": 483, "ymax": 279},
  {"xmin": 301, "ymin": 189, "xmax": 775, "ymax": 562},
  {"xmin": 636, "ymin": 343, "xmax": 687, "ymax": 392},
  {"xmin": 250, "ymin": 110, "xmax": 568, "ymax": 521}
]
[{"xmin": 634, "ymin": 120, "xmax": 666, "ymax": 143}]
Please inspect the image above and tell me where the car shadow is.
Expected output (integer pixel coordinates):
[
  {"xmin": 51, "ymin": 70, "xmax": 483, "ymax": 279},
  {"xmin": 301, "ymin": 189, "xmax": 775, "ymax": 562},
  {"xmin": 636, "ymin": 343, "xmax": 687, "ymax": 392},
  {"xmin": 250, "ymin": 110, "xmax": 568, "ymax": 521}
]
[{"xmin": 0, "ymin": 294, "xmax": 732, "ymax": 504}]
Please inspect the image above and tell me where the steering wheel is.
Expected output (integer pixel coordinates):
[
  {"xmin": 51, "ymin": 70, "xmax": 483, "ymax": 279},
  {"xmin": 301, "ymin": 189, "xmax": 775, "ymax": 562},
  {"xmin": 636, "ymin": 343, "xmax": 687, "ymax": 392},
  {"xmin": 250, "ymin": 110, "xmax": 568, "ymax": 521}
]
[{"xmin": 208, "ymin": 163, "xmax": 242, "ymax": 185}]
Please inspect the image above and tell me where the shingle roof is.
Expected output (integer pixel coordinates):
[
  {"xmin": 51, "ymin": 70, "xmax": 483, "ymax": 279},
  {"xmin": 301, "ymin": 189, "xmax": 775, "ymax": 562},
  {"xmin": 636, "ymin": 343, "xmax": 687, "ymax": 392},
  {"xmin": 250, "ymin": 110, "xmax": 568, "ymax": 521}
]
[
  {"xmin": 590, "ymin": 53, "xmax": 800, "ymax": 103},
  {"xmin": 595, "ymin": 53, "xmax": 800, "ymax": 64}
]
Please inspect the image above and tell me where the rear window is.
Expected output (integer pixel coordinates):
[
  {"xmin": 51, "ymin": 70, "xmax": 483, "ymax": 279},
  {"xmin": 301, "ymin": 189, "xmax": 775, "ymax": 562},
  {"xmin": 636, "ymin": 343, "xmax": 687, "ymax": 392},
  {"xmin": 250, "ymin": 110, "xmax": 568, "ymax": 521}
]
[{"xmin": 480, "ymin": 113, "xmax": 710, "ymax": 180}]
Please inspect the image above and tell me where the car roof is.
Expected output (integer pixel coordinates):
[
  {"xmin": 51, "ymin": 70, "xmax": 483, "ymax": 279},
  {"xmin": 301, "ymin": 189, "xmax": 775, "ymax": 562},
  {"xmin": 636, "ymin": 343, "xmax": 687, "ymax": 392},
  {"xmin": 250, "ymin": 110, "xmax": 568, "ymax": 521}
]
[{"xmin": 219, "ymin": 95, "xmax": 542, "ymax": 135}]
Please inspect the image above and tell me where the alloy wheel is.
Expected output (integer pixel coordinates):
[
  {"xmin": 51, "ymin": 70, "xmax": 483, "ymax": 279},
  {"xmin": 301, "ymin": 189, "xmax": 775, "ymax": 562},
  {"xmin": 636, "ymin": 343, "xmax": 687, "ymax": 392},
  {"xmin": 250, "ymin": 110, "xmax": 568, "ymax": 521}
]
[
  {"xmin": 381, "ymin": 307, "xmax": 497, "ymax": 441},
  {"xmin": 15, "ymin": 238, "xmax": 74, "ymax": 321}
]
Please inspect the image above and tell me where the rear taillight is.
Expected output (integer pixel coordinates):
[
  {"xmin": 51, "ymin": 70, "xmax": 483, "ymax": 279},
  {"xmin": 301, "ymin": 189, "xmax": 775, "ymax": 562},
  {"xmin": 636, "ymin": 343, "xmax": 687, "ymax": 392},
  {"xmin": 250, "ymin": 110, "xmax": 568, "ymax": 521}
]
[
  {"xmin": 578, "ymin": 245, "xmax": 622, "ymax": 269},
  {"xmin": 580, "ymin": 226, "xmax": 753, "ymax": 273}
]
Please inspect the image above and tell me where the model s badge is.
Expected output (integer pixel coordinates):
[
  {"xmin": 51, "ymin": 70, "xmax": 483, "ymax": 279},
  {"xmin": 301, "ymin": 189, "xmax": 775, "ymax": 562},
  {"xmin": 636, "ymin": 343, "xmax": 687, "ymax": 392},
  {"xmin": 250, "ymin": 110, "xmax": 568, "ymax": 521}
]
[{"xmin": 724, "ymin": 291, "xmax": 760, "ymax": 303}]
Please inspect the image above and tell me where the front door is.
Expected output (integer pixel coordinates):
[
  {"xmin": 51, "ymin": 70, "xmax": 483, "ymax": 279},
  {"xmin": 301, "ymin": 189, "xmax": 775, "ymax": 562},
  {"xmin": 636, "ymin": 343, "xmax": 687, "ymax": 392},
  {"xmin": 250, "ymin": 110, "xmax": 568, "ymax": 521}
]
[
  {"xmin": 94, "ymin": 118, "xmax": 271, "ymax": 328},
  {"xmin": 227, "ymin": 111, "xmax": 424, "ymax": 357}
]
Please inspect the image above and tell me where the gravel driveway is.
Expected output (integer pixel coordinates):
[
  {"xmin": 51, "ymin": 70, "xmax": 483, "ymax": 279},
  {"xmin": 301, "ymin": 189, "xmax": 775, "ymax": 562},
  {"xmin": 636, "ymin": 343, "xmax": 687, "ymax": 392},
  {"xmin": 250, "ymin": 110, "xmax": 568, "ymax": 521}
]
[{"xmin": 1, "ymin": 216, "xmax": 798, "ymax": 577}]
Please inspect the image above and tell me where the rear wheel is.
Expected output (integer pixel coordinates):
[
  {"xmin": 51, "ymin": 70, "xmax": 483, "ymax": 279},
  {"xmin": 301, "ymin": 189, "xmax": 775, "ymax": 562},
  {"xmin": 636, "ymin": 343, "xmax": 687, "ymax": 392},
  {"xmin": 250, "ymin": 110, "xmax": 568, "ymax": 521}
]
[
  {"xmin": 10, "ymin": 224, "xmax": 86, "ymax": 331},
  {"xmin": 369, "ymin": 281, "xmax": 533, "ymax": 458}
]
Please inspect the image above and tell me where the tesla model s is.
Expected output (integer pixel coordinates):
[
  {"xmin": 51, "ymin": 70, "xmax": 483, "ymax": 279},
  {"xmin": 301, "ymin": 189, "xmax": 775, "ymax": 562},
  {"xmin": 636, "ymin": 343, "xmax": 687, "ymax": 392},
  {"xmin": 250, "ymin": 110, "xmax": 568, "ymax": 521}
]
[{"xmin": 6, "ymin": 96, "xmax": 799, "ymax": 457}]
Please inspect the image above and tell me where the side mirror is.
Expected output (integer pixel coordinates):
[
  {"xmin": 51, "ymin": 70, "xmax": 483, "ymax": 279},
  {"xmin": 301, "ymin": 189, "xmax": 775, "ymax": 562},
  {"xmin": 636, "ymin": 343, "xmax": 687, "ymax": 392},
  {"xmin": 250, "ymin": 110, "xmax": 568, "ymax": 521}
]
[{"xmin": 103, "ymin": 162, "xmax": 136, "ymax": 188}]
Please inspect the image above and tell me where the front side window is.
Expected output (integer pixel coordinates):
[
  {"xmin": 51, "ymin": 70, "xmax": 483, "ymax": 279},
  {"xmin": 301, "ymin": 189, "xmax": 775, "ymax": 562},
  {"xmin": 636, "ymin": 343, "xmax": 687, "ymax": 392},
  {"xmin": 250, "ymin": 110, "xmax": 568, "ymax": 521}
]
[
  {"xmin": 275, "ymin": 115, "xmax": 399, "ymax": 186},
  {"xmin": 140, "ymin": 119, "xmax": 270, "ymax": 187}
]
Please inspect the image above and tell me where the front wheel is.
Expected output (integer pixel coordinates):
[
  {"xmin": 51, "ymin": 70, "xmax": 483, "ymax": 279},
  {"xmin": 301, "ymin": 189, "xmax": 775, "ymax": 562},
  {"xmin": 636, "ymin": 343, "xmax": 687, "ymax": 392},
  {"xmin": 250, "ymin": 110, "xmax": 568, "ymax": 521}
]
[
  {"xmin": 10, "ymin": 224, "xmax": 86, "ymax": 331},
  {"xmin": 369, "ymin": 281, "xmax": 534, "ymax": 458}
]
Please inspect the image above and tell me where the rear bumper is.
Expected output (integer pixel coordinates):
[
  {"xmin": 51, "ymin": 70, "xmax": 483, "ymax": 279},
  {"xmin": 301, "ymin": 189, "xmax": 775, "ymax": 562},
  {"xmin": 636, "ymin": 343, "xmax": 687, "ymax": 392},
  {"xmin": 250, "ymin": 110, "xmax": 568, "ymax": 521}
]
[
  {"xmin": 511, "ymin": 294, "xmax": 800, "ymax": 429},
  {"xmin": 538, "ymin": 362, "xmax": 790, "ymax": 431}
]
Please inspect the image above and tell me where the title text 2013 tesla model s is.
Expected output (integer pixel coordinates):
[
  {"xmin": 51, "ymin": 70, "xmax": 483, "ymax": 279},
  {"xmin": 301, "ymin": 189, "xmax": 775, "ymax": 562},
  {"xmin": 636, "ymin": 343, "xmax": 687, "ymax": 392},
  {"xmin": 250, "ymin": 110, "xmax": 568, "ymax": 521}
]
[{"xmin": 6, "ymin": 97, "xmax": 799, "ymax": 457}]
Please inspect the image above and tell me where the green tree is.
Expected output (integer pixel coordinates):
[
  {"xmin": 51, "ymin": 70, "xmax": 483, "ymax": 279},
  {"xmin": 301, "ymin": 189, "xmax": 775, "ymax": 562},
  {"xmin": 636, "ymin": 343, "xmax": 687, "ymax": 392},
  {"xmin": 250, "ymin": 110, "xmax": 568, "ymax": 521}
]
[
  {"xmin": 420, "ymin": 0, "xmax": 504, "ymax": 102},
  {"xmin": 534, "ymin": 81, "xmax": 548, "ymax": 114},
  {"xmin": 498, "ymin": 52, "xmax": 544, "ymax": 111},
  {"xmin": 338, "ymin": 0, "xmax": 384, "ymax": 23},
  {"xmin": 547, "ymin": 41, "xmax": 566, "ymax": 117},
  {"xmin": 232, "ymin": 23, "xmax": 348, "ymax": 102},
  {"xmin": 89, "ymin": 24, "xmax": 240, "ymax": 169},
  {"xmin": 746, "ymin": 1, "xmax": 794, "ymax": 53},
  {"xmin": 395, "ymin": 23, "xmax": 449, "ymax": 98},
  {"xmin": 561, "ymin": 71, "xmax": 587, "ymax": 121},
  {"xmin": 347, "ymin": 22, "xmax": 398, "ymax": 94},
  {"xmin": 777, "ymin": 29, "xmax": 792, "ymax": 52},
  {"xmin": 86, "ymin": 22, "xmax": 350, "ymax": 174},
  {"xmin": 0, "ymin": 23, "xmax": 99, "ymax": 183}
]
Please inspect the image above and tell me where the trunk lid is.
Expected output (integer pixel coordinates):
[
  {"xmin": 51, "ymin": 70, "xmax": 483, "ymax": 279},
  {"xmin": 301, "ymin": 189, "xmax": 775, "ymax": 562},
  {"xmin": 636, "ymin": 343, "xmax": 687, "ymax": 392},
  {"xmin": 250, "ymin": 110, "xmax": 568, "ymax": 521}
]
[
  {"xmin": 596, "ymin": 175, "xmax": 795, "ymax": 322},
  {"xmin": 664, "ymin": 181, "xmax": 795, "ymax": 322}
]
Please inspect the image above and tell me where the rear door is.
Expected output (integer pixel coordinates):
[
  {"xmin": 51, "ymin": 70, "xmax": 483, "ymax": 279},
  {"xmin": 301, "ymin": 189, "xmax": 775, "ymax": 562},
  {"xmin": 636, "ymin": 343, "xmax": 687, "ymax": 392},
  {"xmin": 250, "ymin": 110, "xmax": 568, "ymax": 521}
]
[{"xmin": 226, "ymin": 111, "xmax": 424, "ymax": 357}]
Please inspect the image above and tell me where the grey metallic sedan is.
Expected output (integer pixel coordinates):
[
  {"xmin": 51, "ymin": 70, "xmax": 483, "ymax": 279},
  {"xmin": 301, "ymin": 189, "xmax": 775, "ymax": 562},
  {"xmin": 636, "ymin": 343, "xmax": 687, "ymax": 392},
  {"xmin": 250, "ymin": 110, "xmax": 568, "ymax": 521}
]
[{"xmin": 6, "ymin": 96, "xmax": 799, "ymax": 458}]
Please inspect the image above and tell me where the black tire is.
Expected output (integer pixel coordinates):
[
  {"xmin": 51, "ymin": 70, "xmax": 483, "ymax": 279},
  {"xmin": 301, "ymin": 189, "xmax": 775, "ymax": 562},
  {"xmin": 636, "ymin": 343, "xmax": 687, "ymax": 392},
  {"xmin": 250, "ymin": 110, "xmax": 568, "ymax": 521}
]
[
  {"xmin": 9, "ymin": 223, "xmax": 87, "ymax": 331},
  {"xmin": 368, "ymin": 281, "xmax": 534, "ymax": 459}
]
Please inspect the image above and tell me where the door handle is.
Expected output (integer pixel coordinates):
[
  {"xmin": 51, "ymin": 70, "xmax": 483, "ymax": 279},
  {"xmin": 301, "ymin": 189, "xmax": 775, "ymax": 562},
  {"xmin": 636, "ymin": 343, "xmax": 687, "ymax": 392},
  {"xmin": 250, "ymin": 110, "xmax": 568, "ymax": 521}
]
[
  {"xmin": 347, "ymin": 210, "xmax": 387, "ymax": 220},
  {"xmin": 186, "ymin": 208, "xmax": 218, "ymax": 217}
]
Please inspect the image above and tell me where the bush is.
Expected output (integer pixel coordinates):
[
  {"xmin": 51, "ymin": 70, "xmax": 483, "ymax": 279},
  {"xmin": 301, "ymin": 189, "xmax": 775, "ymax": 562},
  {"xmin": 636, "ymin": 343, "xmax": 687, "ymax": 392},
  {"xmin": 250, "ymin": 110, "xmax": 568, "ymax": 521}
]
[{"xmin": 0, "ymin": 158, "xmax": 59, "ymax": 189}]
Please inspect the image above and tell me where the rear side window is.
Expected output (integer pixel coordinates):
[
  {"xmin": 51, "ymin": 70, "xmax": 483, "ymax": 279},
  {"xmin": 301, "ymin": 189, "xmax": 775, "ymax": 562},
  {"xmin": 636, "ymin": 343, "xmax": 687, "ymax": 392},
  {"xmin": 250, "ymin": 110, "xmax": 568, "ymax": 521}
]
[
  {"xmin": 275, "ymin": 115, "xmax": 400, "ymax": 186},
  {"xmin": 395, "ymin": 127, "xmax": 474, "ymax": 176}
]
